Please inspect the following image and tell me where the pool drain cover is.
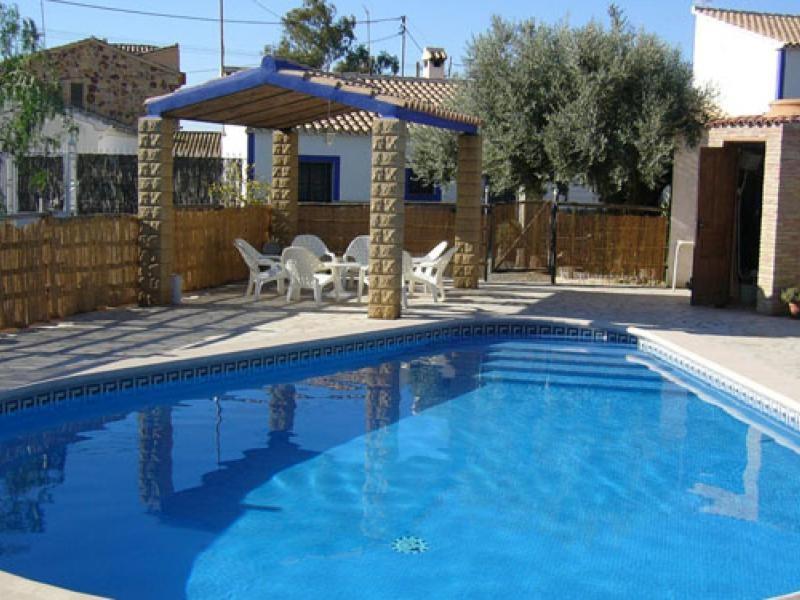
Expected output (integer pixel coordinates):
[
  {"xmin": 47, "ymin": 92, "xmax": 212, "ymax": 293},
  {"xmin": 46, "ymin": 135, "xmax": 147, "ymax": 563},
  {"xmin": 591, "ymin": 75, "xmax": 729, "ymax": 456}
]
[{"xmin": 392, "ymin": 536, "xmax": 428, "ymax": 554}]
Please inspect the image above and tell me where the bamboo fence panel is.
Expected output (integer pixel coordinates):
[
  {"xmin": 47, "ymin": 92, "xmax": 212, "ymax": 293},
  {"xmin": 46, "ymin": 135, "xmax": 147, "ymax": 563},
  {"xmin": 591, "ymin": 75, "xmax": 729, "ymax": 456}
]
[
  {"xmin": 0, "ymin": 216, "xmax": 139, "ymax": 329},
  {"xmin": 297, "ymin": 202, "xmax": 459, "ymax": 256},
  {"xmin": 556, "ymin": 211, "xmax": 668, "ymax": 282},
  {"xmin": 174, "ymin": 205, "xmax": 272, "ymax": 292}
]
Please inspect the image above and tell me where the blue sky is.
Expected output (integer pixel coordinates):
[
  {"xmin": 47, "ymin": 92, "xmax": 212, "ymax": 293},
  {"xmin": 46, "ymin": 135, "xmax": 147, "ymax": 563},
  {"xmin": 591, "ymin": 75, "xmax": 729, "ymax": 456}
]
[{"xmin": 15, "ymin": 0, "xmax": 800, "ymax": 85}]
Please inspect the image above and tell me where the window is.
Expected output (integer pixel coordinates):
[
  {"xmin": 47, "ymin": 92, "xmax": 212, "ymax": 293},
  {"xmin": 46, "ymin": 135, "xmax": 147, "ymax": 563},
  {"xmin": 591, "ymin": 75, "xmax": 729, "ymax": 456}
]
[
  {"xmin": 69, "ymin": 82, "xmax": 84, "ymax": 109},
  {"xmin": 404, "ymin": 168, "xmax": 441, "ymax": 201},
  {"xmin": 299, "ymin": 156, "xmax": 340, "ymax": 203}
]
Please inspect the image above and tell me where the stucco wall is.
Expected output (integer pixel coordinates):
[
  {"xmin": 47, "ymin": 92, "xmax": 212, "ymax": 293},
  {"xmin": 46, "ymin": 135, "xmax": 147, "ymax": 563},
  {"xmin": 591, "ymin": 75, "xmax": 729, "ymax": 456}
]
[
  {"xmin": 693, "ymin": 13, "xmax": 781, "ymax": 115},
  {"xmin": 237, "ymin": 128, "xmax": 458, "ymax": 202},
  {"xmin": 667, "ymin": 142, "xmax": 702, "ymax": 288}
]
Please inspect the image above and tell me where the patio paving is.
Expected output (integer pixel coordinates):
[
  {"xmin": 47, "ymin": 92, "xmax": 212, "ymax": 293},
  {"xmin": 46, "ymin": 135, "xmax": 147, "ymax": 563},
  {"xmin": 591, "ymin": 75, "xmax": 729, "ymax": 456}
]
[{"xmin": 1, "ymin": 280, "xmax": 798, "ymax": 403}]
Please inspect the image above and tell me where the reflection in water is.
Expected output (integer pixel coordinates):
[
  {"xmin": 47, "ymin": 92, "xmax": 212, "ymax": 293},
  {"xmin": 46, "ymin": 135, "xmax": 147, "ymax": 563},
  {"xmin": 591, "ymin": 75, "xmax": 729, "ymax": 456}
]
[
  {"xmin": 362, "ymin": 363, "xmax": 401, "ymax": 540},
  {"xmin": 138, "ymin": 407, "xmax": 174, "ymax": 512},
  {"xmin": 692, "ymin": 427, "xmax": 762, "ymax": 522},
  {"xmin": 269, "ymin": 384, "xmax": 297, "ymax": 433}
]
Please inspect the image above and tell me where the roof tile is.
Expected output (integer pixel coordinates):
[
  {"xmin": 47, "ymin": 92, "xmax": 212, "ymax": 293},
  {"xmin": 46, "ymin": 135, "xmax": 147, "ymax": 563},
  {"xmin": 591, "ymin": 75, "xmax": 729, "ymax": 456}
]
[{"xmin": 695, "ymin": 6, "xmax": 800, "ymax": 45}]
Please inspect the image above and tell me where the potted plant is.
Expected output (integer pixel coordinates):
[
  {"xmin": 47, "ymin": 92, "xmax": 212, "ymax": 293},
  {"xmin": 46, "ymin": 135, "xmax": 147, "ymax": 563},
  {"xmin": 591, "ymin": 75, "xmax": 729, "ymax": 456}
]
[{"xmin": 781, "ymin": 287, "xmax": 800, "ymax": 318}]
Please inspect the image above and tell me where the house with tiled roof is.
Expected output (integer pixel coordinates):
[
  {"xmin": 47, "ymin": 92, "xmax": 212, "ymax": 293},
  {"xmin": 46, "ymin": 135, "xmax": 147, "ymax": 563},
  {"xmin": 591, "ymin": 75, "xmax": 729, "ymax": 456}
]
[
  {"xmin": 667, "ymin": 6, "xmax": 800, "ymax": 316},
  {"xmin": 222, "ymin": 48, "xmax": 463, "ymax": 203},
  {"xmin": 693, "ymin": 6, "xmax": 800, "ymax": 115},
  {"xmin": 2, "ymin": 38, "xmax": 223, "ymax": 214}
]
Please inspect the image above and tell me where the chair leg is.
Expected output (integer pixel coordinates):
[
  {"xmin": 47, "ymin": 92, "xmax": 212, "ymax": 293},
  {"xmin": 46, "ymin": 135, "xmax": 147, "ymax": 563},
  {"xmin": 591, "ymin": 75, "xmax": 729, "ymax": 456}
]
[
  {"xmin": 254, "ymin": 281, "xmax": 263, "ymax": 299},
  {"xmin": 314, "ymin": 282, "xmax": 322, "ymax": 305},
  {"xmin": 277, "ymin": 277, "xmax": 285, "ymax": 295},
  {"xmin": 286, "ymin": 281, "xmax": 295, "ymax": 303},
  {"xmin": 357, "ymin": 273, "xmax": 364, "ymax": 303}
]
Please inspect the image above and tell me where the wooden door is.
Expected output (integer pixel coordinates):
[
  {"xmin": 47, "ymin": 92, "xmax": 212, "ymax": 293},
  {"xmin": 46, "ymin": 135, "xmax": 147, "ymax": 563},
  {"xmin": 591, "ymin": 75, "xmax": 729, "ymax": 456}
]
[{"xmin": 691, "ymin": 146, "xmax": 738, "ymax": 306}]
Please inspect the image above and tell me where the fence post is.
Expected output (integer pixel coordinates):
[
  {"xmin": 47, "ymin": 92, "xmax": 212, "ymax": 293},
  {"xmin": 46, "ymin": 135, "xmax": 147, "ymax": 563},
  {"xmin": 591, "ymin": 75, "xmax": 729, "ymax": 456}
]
[{"xmin": 549, "ymin": 201, "xmax": 558, "ymax": 285}]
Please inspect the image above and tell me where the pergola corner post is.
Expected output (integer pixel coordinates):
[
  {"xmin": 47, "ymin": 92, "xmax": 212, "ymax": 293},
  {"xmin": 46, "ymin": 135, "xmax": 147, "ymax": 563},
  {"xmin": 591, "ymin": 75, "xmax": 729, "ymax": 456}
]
[
  {"xmin": 454, "ymin": 132, "xmax": 483, "ymax": 289},
  {"xmin": 271, "ymin": 129, "xmax": 299, "ymax": 246},
  {"xmin": 368, "ymin": 118, "xmax": 406, "ymax": 320},
  {"xmin": 137, "ymin": 116, "xmax": 176, "ymax": 306}
]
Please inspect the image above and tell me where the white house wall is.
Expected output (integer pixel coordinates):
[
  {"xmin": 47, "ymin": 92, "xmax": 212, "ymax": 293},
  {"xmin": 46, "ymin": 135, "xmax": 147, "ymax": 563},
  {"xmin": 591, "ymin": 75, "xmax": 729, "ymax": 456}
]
[
  {"xmin": 247, "ymin": 128, "xmax": 457, "ymax": 202},
  {"xmin": 693, "ymin": 13, "xmax": 781, "ymax": 116}
]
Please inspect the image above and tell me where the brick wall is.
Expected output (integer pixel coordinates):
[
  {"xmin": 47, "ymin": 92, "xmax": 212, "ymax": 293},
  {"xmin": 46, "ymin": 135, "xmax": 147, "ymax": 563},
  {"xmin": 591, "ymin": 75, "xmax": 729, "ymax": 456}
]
[{"xmin": 44, "ymin": 39, "xmax": 185, "ymax": 128}]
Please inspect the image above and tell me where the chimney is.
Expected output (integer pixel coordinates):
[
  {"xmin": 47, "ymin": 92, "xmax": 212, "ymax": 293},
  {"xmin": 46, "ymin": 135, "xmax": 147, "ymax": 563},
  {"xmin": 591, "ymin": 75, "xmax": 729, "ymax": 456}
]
[{"xmin": 421, "ymin": 47, "xmax": 447, "ymax": 79}]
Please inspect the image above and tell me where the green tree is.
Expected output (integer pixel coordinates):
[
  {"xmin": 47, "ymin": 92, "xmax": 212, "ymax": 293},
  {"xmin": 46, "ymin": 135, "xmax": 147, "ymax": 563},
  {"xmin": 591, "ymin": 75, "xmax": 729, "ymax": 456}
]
[
  {"xmin": 334, "ymin": 45, "xmax": 399, "ymax": 75},
  {"xmin": 0, "ymin": 3, "xmax": 65, "ymax": 161},
  {"xmin": 264, "ymin": 0, "xmax": 356, "ymax": 70},
  {"xmin": 409, "ymin": 7, "xmax": 713, "ymax": 205}
]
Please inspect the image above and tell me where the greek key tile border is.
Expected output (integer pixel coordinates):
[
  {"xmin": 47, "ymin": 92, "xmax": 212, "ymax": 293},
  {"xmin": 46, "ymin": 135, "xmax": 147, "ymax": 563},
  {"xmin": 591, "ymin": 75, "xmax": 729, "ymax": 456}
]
[
  {"xmin": 639, "ymin": 338, "xmax": 800, "ymax": 432},
  {"xmin": 0, "ymin": 319, "xmax": 637, "ymax": 418}
]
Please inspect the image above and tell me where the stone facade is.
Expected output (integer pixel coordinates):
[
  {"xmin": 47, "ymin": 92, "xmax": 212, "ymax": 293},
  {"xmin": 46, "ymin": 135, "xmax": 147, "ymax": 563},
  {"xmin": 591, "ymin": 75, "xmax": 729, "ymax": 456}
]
[
  {"xmin": 137, "ymin": 117, "xmax": 176, "ymax": 306},
  {"xmin": 270, "ymin": 130, "xmax": 299, "ymax": 246},
  {"xmin": 368, "ymin": 118, "xmax": 406, "ymax": 320},
  {"xmin": 454, "ymin": 133, "xmax": 483, "ymax": 288},
  {"xmin": 43, "ymin": 38, "xmax": 184, "ymax": 128}
]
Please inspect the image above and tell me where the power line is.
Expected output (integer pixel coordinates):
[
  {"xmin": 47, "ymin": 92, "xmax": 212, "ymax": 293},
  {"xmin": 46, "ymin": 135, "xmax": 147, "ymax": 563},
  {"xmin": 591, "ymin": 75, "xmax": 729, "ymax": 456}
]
[
  {"xmin": 249, "ymin": 0, "xmax": 281, "ymax": 20},
  {"xmin": 46, "ymin": 0, "xmax": 402, "ymax": 26},
  {"xmin": 404, "ymin": 25, "xmax": 424, "ymax": 54},
  {"xmin": 45, "ymin": 0, "xmax": 282, "ymax": 24},
  {"xmin": 370, "ymin": 31, "xmax": 402, "ymax": 45}
]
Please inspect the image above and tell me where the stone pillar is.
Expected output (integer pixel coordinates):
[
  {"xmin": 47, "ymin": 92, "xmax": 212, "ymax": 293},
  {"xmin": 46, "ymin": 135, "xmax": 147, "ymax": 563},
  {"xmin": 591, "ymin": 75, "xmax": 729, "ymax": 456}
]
[
  {"xmin": 454, "ymin": 133, "xmax": 483, "ymax": 288},
  {"xmin": 137, "ymin": 117, "xmax": 175, "ymax": 306},
  {"xmin": 271, "ymin": 129, "xmax": 299, "ymax": 246},
  {"xmin": 368, "ymin": 118, "xmax": 406, "ymax": 319}
]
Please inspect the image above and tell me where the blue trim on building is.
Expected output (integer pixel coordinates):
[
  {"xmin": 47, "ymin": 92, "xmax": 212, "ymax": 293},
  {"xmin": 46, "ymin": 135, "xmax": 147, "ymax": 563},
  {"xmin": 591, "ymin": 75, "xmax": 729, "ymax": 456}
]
[
  {"xmin": 246, "ymin": 131, "xmax": 255, "ymax": 181},
  {"xmin": 146, "ymin": 55, "xmax": 478, "ymax": 134},
  {"xmin": 404, "ymin": 168, "xmax": 442, "ymax": 201},
  {"xmin": 777, "ymin": 47, "xmax": 787, "ymax": 100},
  {"xmin": 300, "ymin": 155, "xmax": 341, "ymax": 202}
]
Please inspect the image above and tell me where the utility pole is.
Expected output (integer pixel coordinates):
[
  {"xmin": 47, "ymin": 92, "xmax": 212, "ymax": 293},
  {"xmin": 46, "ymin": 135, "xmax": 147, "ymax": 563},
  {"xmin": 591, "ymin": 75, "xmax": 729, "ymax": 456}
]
[
  {"xmin": 39, "ymin": 0, "xmax": 46, "ymax": 47},
  {"xmin": 363, "ymin": 5, "xmax": 371, "ymax": 74},
  {"xmin": 400, "ymin": 15, "xmax": 406, "ymax": 77},
  {"xmin": 219, "ymin": 0, "xmax": 225, "ymax": 77}
]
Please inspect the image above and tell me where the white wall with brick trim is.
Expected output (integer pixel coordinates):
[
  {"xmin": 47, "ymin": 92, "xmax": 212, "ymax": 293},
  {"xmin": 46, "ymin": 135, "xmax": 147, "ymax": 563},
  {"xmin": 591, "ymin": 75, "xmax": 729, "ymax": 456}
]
[{"xmin": 694, "ymin": 12, "xmax": 782, "ymax": 116}]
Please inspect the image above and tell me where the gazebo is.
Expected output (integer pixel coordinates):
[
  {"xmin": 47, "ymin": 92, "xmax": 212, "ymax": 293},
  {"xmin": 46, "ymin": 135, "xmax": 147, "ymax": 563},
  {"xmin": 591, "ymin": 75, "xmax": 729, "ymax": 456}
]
[{"xmin": 140, "ymin": 56, "xmax": 482, "ymax": 319}]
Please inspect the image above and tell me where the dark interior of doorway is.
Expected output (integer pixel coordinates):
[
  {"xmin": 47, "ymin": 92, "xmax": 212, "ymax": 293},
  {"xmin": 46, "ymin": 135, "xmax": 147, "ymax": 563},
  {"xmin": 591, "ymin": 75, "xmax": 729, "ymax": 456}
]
[{"xmin": 733, "ymin": 143, "xmax": 764, "ymax": 307}]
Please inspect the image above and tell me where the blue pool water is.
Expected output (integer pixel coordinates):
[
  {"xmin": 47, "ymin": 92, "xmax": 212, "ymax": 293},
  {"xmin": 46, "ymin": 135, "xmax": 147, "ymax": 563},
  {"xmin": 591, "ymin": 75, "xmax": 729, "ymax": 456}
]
[{"xmin": 1, "ymin": 338, "xmax": 800, "ymax": 598}]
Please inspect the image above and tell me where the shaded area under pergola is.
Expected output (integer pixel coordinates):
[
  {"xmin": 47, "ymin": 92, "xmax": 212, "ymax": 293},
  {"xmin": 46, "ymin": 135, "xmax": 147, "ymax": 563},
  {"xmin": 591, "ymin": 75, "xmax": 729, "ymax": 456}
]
[{"xmin": 139, "ymin": 56, "xmax": 483, "ymax": 319}]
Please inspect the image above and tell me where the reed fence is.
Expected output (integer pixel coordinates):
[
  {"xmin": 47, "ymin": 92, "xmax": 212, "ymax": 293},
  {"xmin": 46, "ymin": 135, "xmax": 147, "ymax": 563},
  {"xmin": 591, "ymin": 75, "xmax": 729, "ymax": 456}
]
[
  {"xmin": 0, "ymin": 216, "xmax": 139, "ymax": 329},
  {"xmin": 298, "ymin": 201, "xmax": 460, "ymax": 256},
  {"xmin": 174, "ymin": 205, "xmax": 272, "ymax": 292},
  {"xmin": 556, "ymin": 210, "xmax": 668, "ymax": 283}
]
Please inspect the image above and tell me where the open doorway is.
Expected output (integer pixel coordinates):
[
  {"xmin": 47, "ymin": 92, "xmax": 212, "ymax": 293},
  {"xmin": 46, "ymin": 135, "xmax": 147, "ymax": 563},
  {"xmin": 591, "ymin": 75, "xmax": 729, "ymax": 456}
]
[
  {"xmin": 733, "ymin": 143, "xmax": 765, "ymax": 308},
  {"xmin": 692, "ymin": 142, "xmax": 765, "ymax": 308}
]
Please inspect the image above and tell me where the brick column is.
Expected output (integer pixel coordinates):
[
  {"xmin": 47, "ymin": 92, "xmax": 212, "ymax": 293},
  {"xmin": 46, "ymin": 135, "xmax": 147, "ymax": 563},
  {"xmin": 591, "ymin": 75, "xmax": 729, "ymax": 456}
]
[
  {"xmin": 759, "ymin": 123, "xmax": 800, "ymax": 314},
  {"xmin": 271, "ymin": 129, "xmax": 299, "ymax": 246},
  {"xmin": 368, "ymin": 118, "xmax": 406, "ymax": 319},
  {"xmin": 137, "ymin": 116, "xmax": 175, "ymax": 306},
  {"xmin": 454, "ymin": 133, "xmax": 483, "ymax": 288}
]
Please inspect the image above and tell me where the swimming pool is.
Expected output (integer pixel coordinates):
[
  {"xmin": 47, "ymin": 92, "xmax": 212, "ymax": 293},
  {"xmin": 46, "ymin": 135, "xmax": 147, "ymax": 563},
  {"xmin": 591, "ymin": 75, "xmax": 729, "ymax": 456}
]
[{"xmin": 1, "ymin": 334, "xmax": 799, "ymax": 598}]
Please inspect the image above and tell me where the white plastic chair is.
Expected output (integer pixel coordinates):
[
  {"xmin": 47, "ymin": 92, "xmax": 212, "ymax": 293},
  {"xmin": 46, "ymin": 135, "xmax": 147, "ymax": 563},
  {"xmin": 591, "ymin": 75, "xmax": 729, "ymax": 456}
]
[
  {"xmin": 412, "ymin": 241, "xmax": 448, "ymax": 266},
  {"xmin": 343, "ymin": 235, "xmax": 370, "ymax": 295},
  {"xmin": 282, "ymin": 246, "xmax": 339, "ymax": 305},
  {"xmin": 291, "ymin": 234, "xmax": 336, "ymax": 261},
  {"xmin": 405, "ymin": 247, "xmax": 457, "ymax": 303},
  {"xmin": 234, "ymin": 238, "xmax": 285, "ymax": 299}
]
